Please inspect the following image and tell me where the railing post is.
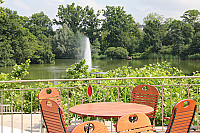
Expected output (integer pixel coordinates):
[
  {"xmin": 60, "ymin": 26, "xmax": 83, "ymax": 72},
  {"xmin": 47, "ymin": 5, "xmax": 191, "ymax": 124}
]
[
  {"xmin": 124, "ymin": 79, "xmax": 126, "ymax": 103},
  {"xmin": 31, "ymin": 82, "xmax": 33, "ymax": 133},
  {"xmin": 162, "ymin": 86, "xmax": 164, "ymax": 131},
  {"xmin": 21, "ymin": 88, "xmax": 23, "ymax": 133},
  {"xmin": 11, "ymin": 90, "xmax": 13, "ymax": 133},
  {"xmin": 67, "ymin": 89, "xmax": 70, "ymax": 126},
  {"xmin": 1, "ymin": 91, "xmax": 3, "ymax": 133},
  {"xmin": 197, "ymin": 85, "xmax": 199, "ymax": 130}
]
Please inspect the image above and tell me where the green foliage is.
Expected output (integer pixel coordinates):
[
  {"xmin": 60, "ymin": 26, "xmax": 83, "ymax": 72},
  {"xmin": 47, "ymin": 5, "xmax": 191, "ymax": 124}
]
[
  {"xmin": 23, "ymin": 11, "xmax": 55, "ymax": 64},
  {"xmin": 0, "ymin": 8, "xmax": 55, "ymax": 66},
  {"xmin": 9, "ymin": 59, "xmax": 31, "ymax": 79},
  {"xmin": 52, "ymin": 24, "xmax": 75, "ymax": 58},
  {"xmin": 142, "ymin": 19, "xmax": 164, "ymax": 53},
  {"xmin": 181, "ymin": 9, "xmax": 200, "ymax": 24},
  {"xmin": 54, "ymin": 3, "xmax": 100, "ymax": 44},
  {"xmin": 2, "ymin": 59, "xmax": 200, "ymax": 126},
  {"xmin": 101, "ymin": 6, "xmax": 141, "ymax": 52},
  {"xmin": 105, "ymin": 47, "xmax": 129, "ymax": 59},
  {"xmin": 52, "ymin": 24, "xmax": 87, "ymax": 59},
  {"xmin": 64, "ymin": 59, "xmax": 90, "ymax": 79}
]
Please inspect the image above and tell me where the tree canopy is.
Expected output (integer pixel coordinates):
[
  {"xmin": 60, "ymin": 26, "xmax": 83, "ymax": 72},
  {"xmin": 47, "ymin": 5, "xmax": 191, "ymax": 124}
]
[{"xmin": 1, "ymin": 2, "xmax": 200, "ymax": 66}]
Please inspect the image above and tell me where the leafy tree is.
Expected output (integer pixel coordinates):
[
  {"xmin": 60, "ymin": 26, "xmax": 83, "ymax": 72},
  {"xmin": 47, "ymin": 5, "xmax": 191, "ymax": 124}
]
[
  {"xmin": 165, "ymin": 20, "xmax": 184, "ymax": 56},
  {"xmin": 23, "ymin": 12, "xmax": 55, "ymax": 63},
  {"xmin": 82, "ymin": 6, "xmax": 101, "ymax": 44},
  {"xmin": 120, "ymin": 32, "xmax": 141, "ymax": 55},
  {"xmin": 142, "ymin": 19, "xmax": 164, "ymax": 53},
  {"xmin": 91, "ymin": 38, "xmax": 101, "ymax": 57},
  {"xmin": 194, "ymin": 22, "xmax": 200, "ymax": 33},
  {"xmin": 189, "ymin": 31, "xmax": 200, "ymax": 55},
  {"xmin": 52, "ymin": 24, "xmax": 77, "ymax": 58},
  {"xmin": 54, "ymin": 3, "xmax": 101, "ymax": 45},
  {"xmin": 54, "ymin": 3, "xmax": 84, "ymax": 33},
  {"xmin": 0, "ymin": 40, "xmax": 14, "ymax": 66},
  {"xmin": 0, "ymin": 8, "xmax": 39, "ymax": 64},
  {"xmin": 143, "ymin": 13, "xmax": 164, "ymax": 24},
  {"xmin": 25, "ymin": 12, "xmax": 54, "ymax": 37},
  {"xmin": 101, "ymin": 6, "xmax": 140, "ymax": 52},
  {"xmin": 181, "ymin": 9, "xmax": 200, "ymax": 25}
]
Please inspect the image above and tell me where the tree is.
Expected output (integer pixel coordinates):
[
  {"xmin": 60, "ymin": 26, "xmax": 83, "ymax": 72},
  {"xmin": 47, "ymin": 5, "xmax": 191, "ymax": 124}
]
[
  {"xmin": 0, "ymin": 8, "xmax": 39, "ymax": 64},
  {"xmin": 181, "ymin": 9, "xmax": 200, "ymax": 25},
  {"xmin": 166, "ymin": 20, "xmax": 184, "ymax": 56},
  {"xmin": 52, "ymin": 24, "xmax": 77, "ymax": 59},
  {"xmin": 82, "ymin": 6, "xmax": 101, "ymax": 44},
  {"xmin": 101, "ymin": 6, "xmax": 140, "ymax": 52},
  {"xmin": 23, "ymin": 12, "xmax": 55, "ymax": 63},
  {"xmin": 142, "ymin": 19, "xmax": 164, "ymax": 53},
  {"xmin": 25, "ymin": 12, "xmax": 54, "ymax": 37},
  {"xmin": 189, "ymin": 31, "xmax": 200, "ymax": 55},
  {"xmin": 143, "ymin": 13, "xmax": 164, "ymax": 24},
  {"xmin": 54, "ymin": 3, "xmax": 84, "ymax": 33},
  {"xmin": 0, "ymin": 40, "xmax": 14, "ymax": 66},
  {"xmin": 54, "ymin": 3, "xmax": 101, "ymax": 45}
]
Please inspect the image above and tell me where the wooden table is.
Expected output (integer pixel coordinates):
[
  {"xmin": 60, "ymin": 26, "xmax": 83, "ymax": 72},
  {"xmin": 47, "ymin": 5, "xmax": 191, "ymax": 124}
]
[{"xmin": 69, "ymin": 102, "xmax": 154, "ymax": 119}]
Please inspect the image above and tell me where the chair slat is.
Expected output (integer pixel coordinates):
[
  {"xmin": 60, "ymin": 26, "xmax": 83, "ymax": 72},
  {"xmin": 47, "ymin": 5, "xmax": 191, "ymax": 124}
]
[
  {"xmin": 165, "ymin": 99, "xmax": 197, "ymax": 133},
  {"xmin": 131, "ymin": 85, "xmax": 159, "ymax": 119},
  {"xmin": 40, "ymin": 99, "xmax": 68, "ymax": 133}
]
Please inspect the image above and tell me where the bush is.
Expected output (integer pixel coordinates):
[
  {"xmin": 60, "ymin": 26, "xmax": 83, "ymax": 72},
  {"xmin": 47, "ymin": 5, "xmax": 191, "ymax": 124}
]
[
  {"xmin": 188, "ymin": 54, "xmax": 200, "ymax": 60},
  {"xmin": 104, "ymin": 47, "xmax": 129, "ymax": 59}
]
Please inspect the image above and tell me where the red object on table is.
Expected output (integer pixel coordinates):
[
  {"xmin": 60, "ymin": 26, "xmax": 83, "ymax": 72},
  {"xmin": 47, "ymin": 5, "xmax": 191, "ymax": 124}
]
[{"xmin": 69, "ymin": 102, "xmax": 154, "ymax": 119}]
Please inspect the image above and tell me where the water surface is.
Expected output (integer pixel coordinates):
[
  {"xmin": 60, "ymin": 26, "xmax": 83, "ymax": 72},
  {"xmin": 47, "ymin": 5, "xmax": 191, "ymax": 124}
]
[{"xmin": 0, "ymin": 59, "xmax": 200, "ymax": 80}]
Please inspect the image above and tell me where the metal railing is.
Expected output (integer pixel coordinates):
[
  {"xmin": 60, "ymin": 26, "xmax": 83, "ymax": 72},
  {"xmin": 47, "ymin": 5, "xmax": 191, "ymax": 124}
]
[{"xmin": 0, "ymin": 76, "xmax": 200, "ymax": 133}]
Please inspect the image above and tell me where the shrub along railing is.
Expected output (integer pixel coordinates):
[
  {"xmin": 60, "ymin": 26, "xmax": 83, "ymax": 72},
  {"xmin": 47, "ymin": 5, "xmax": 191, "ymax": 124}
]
[{"xmin": 0, "ymin": 76, "xmax": 200, "ymax": 133}]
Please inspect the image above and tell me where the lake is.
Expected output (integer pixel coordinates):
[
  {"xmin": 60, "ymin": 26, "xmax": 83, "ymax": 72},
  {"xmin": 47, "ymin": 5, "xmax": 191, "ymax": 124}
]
[{"xmin": 0, "ymin": 59, "xmax": 200, "ymax": 80}]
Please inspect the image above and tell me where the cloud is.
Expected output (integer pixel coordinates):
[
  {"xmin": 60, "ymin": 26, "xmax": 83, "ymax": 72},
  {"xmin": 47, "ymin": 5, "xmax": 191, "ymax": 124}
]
[
  {"xmin": 56, "ymin": 0, "xmax": 65, "ymax": 2},
  {"xmin": 77, "ymin": 0, "xmax": 104, "ymax": 12},
  {"xmin": 14, "ymin": 0, "xmax": 30, "ymax": 11}
]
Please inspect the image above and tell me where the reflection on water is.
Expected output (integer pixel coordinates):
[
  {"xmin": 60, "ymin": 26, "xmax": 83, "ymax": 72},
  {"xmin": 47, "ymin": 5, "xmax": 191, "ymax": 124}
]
[{"xmin": 0, "ymin": 59, "xmax": 200, "ymax": 80}]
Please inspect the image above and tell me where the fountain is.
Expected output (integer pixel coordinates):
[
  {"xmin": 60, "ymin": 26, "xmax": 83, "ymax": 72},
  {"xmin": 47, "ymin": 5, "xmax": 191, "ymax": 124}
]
[{"xmin": 83, "ymin": 36, "xmax": 92, "ymax": 70}]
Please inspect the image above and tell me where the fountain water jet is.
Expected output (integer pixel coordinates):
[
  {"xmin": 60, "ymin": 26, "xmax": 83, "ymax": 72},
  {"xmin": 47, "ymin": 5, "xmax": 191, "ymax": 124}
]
[{"xmin": 83, "ymin": 36, "xmax": 92, "ymax": 70}]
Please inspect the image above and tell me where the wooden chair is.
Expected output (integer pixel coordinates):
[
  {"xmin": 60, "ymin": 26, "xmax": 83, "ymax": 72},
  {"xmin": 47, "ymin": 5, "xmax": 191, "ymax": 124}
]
[
  {"xmin": 71, "ymin": 121, "xmax": 109, "ymax": 133},
  {"xmin": 164, "ymin": 99, "xmax": 197, "ymax": 133},
  {"xmin": 40, "ymin": 99, "xmax": 73, "ymax": 133},
  {"xmin": 115, "ymin": 112, "xmax": 154, "ymax": 133},
  {"xmin": 131, "ymin": 85, "xmax": 159, "ymax": 119},
  {"xmin": 38, "ymin": 88, "xmax": 64, "ymax": 110}
]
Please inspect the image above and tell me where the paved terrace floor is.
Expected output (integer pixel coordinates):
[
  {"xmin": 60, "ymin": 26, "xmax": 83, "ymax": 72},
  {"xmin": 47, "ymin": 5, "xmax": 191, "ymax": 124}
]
[{"xmin": 1, "ymin": 114, "xmax": 200, "ymax": 133}]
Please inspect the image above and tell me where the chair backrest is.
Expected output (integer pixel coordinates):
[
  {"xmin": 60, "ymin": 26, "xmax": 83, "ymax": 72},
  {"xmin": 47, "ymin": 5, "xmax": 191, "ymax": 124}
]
[
  {"xmin": 166, "ymin": 99, "xmax": 197, "ymax": 133},
  {"xmin": 40, "ymin": 99, "xmax": 68, "ymax": 133},
  {"xmin": 116, "ymin": 112, "xmax": 154, "ymax": 133},
  {"xmin": 71, "ymin": 121, "xmax": 109, "ymax": 133},
  {"xmin": 38, "ymin": 88, "xmax": 63, "ymax": 111},
  {"xmin": 131, "ymin": 85, "xmax": 159, "ymax": 118}
]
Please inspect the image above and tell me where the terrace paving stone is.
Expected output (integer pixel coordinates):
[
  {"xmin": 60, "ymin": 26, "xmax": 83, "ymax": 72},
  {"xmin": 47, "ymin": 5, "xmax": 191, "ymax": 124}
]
[{"xmin": 1, "ymin": 114, "xmax": 200, "ymax": 133}]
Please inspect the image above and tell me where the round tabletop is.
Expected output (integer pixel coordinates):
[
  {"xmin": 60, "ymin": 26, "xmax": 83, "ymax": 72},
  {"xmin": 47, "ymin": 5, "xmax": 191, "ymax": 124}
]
[{"xmin": 69, "ymin": 102, "xmax": 154, "ymax": 119}]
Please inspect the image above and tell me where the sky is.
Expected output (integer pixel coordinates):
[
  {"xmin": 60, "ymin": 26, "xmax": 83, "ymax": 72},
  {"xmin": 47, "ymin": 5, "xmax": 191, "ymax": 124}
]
[{"xmin": 2, "ymin": 0, "xmax": 200, "ymax": 25}]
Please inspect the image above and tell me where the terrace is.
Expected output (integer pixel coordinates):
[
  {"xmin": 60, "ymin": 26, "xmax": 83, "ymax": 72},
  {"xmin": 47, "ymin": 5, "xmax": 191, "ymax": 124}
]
[{"xmin": 1, "ymin": 76, "xmax": 200, "ymax": 133}]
